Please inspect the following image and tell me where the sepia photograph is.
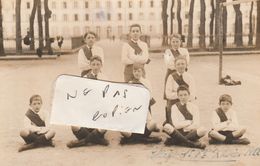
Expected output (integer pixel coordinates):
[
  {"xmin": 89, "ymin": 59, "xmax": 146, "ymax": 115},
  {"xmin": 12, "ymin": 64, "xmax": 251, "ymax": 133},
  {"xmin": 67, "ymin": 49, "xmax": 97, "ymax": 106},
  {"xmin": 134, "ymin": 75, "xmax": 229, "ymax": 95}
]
[{"xmin": 0, "ymin": 0, "xmax": 260, "ymax": 165}]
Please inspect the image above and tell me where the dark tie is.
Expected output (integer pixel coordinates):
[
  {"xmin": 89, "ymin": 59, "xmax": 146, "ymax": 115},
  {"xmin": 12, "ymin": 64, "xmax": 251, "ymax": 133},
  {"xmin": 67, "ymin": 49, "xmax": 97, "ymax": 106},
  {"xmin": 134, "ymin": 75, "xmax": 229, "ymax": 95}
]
[{"xmin": 89, "ymin": 47, "xmax": 93, "ymax": 57}]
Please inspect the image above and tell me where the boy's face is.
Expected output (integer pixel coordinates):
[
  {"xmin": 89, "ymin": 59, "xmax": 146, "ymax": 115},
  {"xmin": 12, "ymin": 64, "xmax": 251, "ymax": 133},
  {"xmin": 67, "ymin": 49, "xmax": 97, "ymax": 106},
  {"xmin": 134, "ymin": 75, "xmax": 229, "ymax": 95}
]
[
  {"xmin": 175, "ymin": 59, "xmax": 187, "ymax": 74},
  {"xmin": 90, "ymin": 60, "xmax": 102, "ymax": 74},
  {"xmin": 177, "ymin": 90, "xmax": 190, "ymax": 104},
  {"xmin": 130, "ymin": 27, "xmax": 141, "ymax": 41},
  {"xmin": 133, "ymin": 68, "xmax": 143, "ymax": 80},
  {"xmin": 220, "ymin": 101, "xmax": 232, "ymax": 112},
  {"xmin": 171, "ymin": 37, "xmax": 181, "ymax": 50},
  {"xmin": 30, "ymin": 100, "xmax": 42, "ymax": 113},
  {"xmin": 84, "ymin": 34, "xmax": 96, "ymax": 47}
]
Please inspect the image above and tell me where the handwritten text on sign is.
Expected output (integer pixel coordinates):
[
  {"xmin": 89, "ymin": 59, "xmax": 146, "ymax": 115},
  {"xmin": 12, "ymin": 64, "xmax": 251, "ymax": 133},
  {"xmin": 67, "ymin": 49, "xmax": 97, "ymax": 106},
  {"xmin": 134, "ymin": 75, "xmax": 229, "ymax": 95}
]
[{"xmin": 50, "ymin": 75, "xmax": 150, "ymax": 134}]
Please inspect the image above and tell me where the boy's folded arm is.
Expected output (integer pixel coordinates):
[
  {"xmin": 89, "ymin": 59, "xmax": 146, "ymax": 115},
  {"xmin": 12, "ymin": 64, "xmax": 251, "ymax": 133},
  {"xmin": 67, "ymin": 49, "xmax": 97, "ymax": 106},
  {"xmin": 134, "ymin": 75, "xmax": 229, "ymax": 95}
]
[{"xmin": 24, "ymin": 117, "xmax": 42, "ymax": 132}]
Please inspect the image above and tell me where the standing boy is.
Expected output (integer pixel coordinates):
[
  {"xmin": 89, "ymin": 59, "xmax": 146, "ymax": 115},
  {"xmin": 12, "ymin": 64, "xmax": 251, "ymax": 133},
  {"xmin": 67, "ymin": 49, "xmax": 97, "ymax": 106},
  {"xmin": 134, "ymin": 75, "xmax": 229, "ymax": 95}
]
[
  {"xmin": 120, "ymin": 63, "xmax": 161, "ymax": 144},
  {"xmin": 208, "ymin": 94, "xmax": 250, "ymax": 145},
  {"xmin": 164, "ymin": 57, "xmax": 196, "ymax": 125},
  {"xmin": 19, "ymin": 95, "xmax": 55, "ymax": 152},
  {"xmin": 163, "ymin": 86, "xmax": 206, "ymax": 149},
  {"xmin": 67, "ymin": 56, "xmax": 109, "ymax": 148},
  {"xmin": 78, "ymin": 32, "xmax": 104, "ymax": 77},
  {"xmin": 121, "ymin": 24, "xmax": 150, "ymax": 82}
]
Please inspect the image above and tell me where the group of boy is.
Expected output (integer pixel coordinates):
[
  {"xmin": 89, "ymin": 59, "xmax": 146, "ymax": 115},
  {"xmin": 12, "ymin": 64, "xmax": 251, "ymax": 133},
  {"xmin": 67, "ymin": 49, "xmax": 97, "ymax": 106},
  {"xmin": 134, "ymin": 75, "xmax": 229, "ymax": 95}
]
[{"xmin": 18, "ymin": 24, "xmax": 250, "ymax": 152}]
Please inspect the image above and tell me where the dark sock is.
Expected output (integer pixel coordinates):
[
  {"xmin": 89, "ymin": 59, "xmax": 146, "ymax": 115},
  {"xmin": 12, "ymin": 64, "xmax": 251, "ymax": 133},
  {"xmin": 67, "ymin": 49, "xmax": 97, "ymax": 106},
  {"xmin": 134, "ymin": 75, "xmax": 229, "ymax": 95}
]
[
  {"xmin": 35, "ymin": 135, "xmax": 48, "ymax": 145},
  {"xmin": 185, "ymin": 130, "xmax": 200, "ymax": 141},
  {"xmin": 169, "ymin": 130, "xmax": 195, "ymax": 147}
]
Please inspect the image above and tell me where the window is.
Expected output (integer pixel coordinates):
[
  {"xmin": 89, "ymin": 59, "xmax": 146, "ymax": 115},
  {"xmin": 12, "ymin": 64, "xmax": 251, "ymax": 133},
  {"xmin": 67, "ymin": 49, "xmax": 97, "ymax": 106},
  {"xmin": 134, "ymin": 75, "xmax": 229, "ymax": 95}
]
[
  {"xmin": 149, "ymin": 25, "xmax": 153, "ymax": 32},
  {"xmin": 118, "ymin": 26, "xmax": 123, "ymax": 36},
  {"xmin": 118, "ymin": 1, "xmax": 122, "ymax": 8},
  {"xmin": 129, "ymin": 13, "xmax": 133, "ymax": 20},
  {"xmin": 63, "ymin": 2, "xmax": 67, "ymax": 9},
  {"xmin": 63, "ymin": 14, "xmax": 68, "ymax": 21},
  {"xmin": 107, "ymin": 13, "xmax": 111, "ymax": 21},
  {"xmin": 96, "ymin": 1, "xmax": 100, "ymax": 8},
  {"xmin": 85, "ymin": 14, "xmax": 89, "ymax": 21},
  {"xmin": 185, "ymin": 12, "xmax": 189, "ymax": 19},
  {"xmin": 74, "ymin": 14, "xmax": 78, "ymax": 21},
  {"xmin": 172, "ymin": 12, "xmax": 175, "ymax": 19},
  {"xmin": 118, "ymin": 13, "xmax": 122, "ymax": 20},
  {"xmin": 150, "ymin": 1, "xmax": 154, "ymax": 7},
  {"xmin": 26, "ymin": 2, "xmax": 30, "ymax": 9},
  {"xmin": 129, "ymin": 1, "xmax": 133, "ymax": 8},
  {"xmin": 106, "ymin": 1, "xmax": 111, "ymax": 8},
  {"xmin": 74, "ymin": 1, "xmax": 78, "ymax": 8},
  {"xmin": 149, "ymin": 12, "xmax": 155, "ymax": 20},
  {"xmin": 139, "ymin": 0, "xmax": 143, "ymax": 8},
  {"xmin": 52, "ymin": 1, "xmax": 56, "ymax": 9},
  {"xmin": 139, "ymin": 12, "xmax": 144, "ymax": 20},
  {"xmin": 96, "ymin": 26, "xmax": 101, "ymax": 36},
  {"xmin": 85, "ymin": 1, "xmax": 89, "ymax": 8},
  {"xmin": 84, "ymin": 26, "xmax": 90, "ymax": 32}
]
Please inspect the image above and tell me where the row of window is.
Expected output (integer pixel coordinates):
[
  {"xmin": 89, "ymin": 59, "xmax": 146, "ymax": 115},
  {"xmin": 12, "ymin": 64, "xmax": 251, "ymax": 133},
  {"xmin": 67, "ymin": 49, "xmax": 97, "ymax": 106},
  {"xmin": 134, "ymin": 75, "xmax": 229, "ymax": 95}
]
[
  {"xmin": 24, "ymin": 0, "xmax": 157, "ymax": 10},
  {"xmin": 50, "ymin": 12, "xmax": 157, "ymax": 22}
]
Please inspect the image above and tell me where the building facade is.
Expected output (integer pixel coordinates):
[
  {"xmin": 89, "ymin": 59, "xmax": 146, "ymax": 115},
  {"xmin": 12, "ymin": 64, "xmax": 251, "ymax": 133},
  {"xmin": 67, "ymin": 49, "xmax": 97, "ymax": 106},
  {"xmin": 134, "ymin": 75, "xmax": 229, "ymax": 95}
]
[{"xmin": 1, "ymin": 0, "xmax": 258, "ymax": 49}]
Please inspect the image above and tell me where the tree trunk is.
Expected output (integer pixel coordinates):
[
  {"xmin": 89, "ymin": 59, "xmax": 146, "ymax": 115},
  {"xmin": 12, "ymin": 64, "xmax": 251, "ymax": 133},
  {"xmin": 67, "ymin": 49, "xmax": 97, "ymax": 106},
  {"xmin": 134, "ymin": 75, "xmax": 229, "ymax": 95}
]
[
  {"xmin": 44, "ymin": 0, "xmax": 52, "ymax": 54},
  {"xmin": 170, "ymin": 0, "xmax": 175, "ymax": 34},
  {"xmin": 199, "ymin": 0, "xmax": 206, "ymax": 49},
  {"xmin": 248, "ymin": 1, "xmax": 253, "ymax": 46},
  {"xmin": 29, "ymin": 0, "xmax": 39, "ymax": 50},
  {"xmin": 257, "ymin": 1, "xmax": 260, "ymax": 48},
  {"xmin": 214, "ymin": 0, "xmax": 220, "ymax": 49},
  {"xmin": 37, "ymin": 1, "xmax": 44, "ymax": 49},
  {"xmin": 233, "ymin": 1, "xmax": 243, "ymax": 47},
  {"xmin": 187, "ymin": 0, "xmax": 195, "ymax": 48},
  {"xmin": 0, "ymin": 0, "xmax": 4, "ymax": 56},
  {"xmin": 15, "ymin": 0, "xmax": 22, "ymax": 54},
  {"xmin": 209, "ymin": 0, "xmax": 215, "ymax": 47},
  {"xmin": 222, "ymin": 0, "xmax": 227, "ymax": 47},
  {"xmin": 162, "ymin": 0, "xmax": 168, "ymax": 46},
  {"xmin": 177, "ymin": 0, "xmax": 182, "ymax": 35}
]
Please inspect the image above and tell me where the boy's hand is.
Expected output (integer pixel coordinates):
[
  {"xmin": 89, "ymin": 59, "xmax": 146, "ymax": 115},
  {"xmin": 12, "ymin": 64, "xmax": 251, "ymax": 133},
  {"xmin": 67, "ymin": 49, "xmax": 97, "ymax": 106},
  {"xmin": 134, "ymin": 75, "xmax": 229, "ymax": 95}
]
[{"xmin": 37, "ymin": 127, "xmax": 49, "ymax": 134}]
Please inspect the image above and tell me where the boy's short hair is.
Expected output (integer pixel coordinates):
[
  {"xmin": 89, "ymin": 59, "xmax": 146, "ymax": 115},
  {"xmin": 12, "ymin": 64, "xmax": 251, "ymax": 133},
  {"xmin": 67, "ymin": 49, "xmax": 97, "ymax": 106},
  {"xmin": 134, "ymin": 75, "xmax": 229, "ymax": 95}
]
[
  {"xmin": 133, "ymin": 63, "xmax": 144, "ymax": 70},
  {"xmin": 170, "ymin": 33, "xmax": 182, "ymax": 41},
  {"xmin": 177, "ymin": 85, "xmax": 190, "ymax": 94},
  {"xmin": 83, "ymin": 31, "xmax": 97, "ymax": 39},
  {"xmin": 219, "ymin": 94, "xmax": 232, "ymax": 104},
  {"xmin": 174, "ymin": 57, "xmax": 187, "ymax": 65},
  {"xmin": 29, "ymin": 95, "xmax": 42, "ymax": 104},
  {"xmin": 90, "ymin": 55, "xmax": 102, "ymax": 64},
  {"xmin": 130, "ymin": 24, "xmax": 142, "ymax": 32}
]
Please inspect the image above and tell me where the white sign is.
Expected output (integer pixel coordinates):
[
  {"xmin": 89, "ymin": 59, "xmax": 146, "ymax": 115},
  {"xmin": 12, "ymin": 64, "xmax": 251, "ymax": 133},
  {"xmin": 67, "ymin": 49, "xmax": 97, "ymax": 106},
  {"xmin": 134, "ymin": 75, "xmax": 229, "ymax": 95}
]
[{"xmin": 50, "ymin": 75, "xmax": 151, "ymax": 134}]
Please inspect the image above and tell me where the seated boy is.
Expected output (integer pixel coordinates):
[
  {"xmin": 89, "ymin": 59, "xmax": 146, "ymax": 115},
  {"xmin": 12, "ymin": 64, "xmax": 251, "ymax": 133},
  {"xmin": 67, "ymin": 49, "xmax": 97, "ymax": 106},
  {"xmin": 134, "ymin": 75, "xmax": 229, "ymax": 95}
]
[
  {"xmin": 208, "ymin": 94, "xmax": 250, "ymax": 145},
  {"xmin": 163, "ymin": 85, "xmax": 206, "ymax": 149},
  {"xmin": 164, "ymin": 57, "xmax": 196, "ymax": 125},
  {"xmin": 120, "ymin": 63, "xmax": 161, "ymax": 144},
  {"xmin": 19, "ymin": 95, "xmax": 55, "ymax": 152},
  {"xmin": 67, "ymin": 56, "xmax": 109, "ymax": 148}
]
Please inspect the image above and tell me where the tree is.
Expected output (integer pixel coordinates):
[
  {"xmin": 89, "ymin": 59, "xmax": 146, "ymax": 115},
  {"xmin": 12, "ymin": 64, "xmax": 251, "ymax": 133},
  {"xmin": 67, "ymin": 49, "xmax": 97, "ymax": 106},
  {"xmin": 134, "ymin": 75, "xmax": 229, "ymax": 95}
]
[
  {"xmin": 0, "ymin": 0, "xmax": 4, "ymax": 56},
  {"xmin": 44, "ymin": 0, "xmax": 52, "ymax": 54},
  {"xmin": 214, "ymin": 0, "xmax": 220, "ymax": 49},
  {"xmin": 248, "ymin": 1, "xmax": 254, "ymax": 46},
  {"xmin": 177, "ymin": 0, "xmax": 182, "ymax": 35},
  {"xmin": 222, "ymin": 0, "xmax": 227, "ymax": 47},
  {"xmin": 37, "ymin": 1, "xmax": 44, "ymax": 50},
  {"xmin": 15, "ymin": 0, "xmax": 22, "ymax": 54},
  {"xmin": 187, "ymin": 0, "xmax": 195, "ymax": 48},
  {"xmin": 29, "ymin": 0, "xmax": 40, "ymax": 50},
  {"xmin": 170, "ymin": 0, "xmax": 175, "ymax": 34},
  {"xmin": 199, "ymin": 0, "xmax": 206, "ymax": 49},
  {"xmin": 162, "ymin": 0, "xmax": 168, "ymax": 46},
  {"xmin": 256, "ymin": 1, "xmax": 260, "ymax": 48},
  {"xmin": 233, "ymin": 0, "xmax": 243, "ymax": 47},
  {"xmin": 209, "ymin": 0, "xmax": 215, "ymax": 47}
]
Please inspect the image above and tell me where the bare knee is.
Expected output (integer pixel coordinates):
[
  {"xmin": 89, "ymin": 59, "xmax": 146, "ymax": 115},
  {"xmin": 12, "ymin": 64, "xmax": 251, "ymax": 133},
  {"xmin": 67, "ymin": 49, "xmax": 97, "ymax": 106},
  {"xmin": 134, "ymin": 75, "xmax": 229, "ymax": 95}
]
[
  {"xmin": 121, "ymin": 132, "xmax": 132, "ymax": 138},
  {"xmin": 146, "ymin": 121, "xmax": 157, "ymax": 131},
  {"xmin": 197, "ymin": 127, "xmax": 207, "ymax": 137},
  {"xmin": 20, "ymin": 129, "xmax": 30, "ymax": 137},
  {"xmin": 71, "ymin": 126, "xmax": 80, "ymax": 132},
  {"xmin": 97, "ymin": 129, "xmax": 106, "ymax": 134},
  {"xmin": 208, "ymin": 130, "xmax": 218, "ymax": 138}
]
